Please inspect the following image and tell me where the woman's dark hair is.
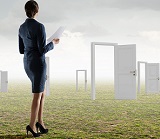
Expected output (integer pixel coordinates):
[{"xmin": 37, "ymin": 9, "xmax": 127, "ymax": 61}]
[{"xmin": 25, "ymin": 0, "xmax": 39, "ymax": 18}]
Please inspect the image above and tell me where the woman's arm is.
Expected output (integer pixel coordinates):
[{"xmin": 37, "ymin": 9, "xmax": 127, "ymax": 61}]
[
  {"xmin": 19, "ymin": 34, "xmax": 24, "ymax": 54},
  {"xmin": 37, "ymin": 24, "xmax": 54, "ymax": 55}
]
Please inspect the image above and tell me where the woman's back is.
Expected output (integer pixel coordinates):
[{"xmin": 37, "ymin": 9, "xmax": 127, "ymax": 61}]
[{"xmin": 19, "ymin": 18, "xmax": 48, "ymax": 60}]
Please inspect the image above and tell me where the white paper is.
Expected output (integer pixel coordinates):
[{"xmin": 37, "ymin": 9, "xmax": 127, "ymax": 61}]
[{"xmin": 47, "ymin": 26, "xmax": 65, "ymax": 44}]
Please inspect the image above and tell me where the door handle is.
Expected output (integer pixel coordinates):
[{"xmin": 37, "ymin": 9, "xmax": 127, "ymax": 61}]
[
  {"xmin": 130, "ymin": 71, "xmax": 136, "ymax": 73},
  {"xmin": 157, "ymin": 77, "xmax": 159, "ymax": 80},
  {"xmin": 130, "ymin": 70, "xmax": 136, "ymax": 76}
]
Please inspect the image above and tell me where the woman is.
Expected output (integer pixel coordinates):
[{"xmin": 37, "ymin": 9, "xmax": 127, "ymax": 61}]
[{"xmin": 19, "ymin": 0, "xmax": 59, "ymax": 137}]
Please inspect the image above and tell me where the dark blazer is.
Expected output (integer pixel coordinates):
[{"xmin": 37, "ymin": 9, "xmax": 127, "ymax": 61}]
[
  {"xmin": 19, "ymin": 18, "xmax": 54, "ymax": 60},
  {"xmin": 18, "ymin": 18, "xmax": 54, "ymax": 93}
]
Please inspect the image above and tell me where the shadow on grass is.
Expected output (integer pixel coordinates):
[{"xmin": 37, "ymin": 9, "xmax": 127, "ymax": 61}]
[
  {"xmin": 0, "ymin": 134, "xmax": 32, "ymax": 139},
  {"xmin": 0, "ymin": 134, "xmax": 69, "ymax": 139}
]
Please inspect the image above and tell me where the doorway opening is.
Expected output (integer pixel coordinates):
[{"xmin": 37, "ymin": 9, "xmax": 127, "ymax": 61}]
[
  {"xmin": 137, "ymin": 61, "xmax": 147, "ymax": 93},
  {"xmin": 95, "ymin": 45, "xmax": 114, "ymax": 99}
]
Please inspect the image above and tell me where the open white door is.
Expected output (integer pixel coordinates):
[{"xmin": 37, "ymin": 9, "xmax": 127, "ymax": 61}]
[
  {"xmin": 146, "ymin": 63, "xmax": 160, "ymax": 93},
  {"xmin": 45, "ymin": 57, "xmax": 50, "ymax": 96},
  {"xmin": 115, "ymin": 44, "xmax": 136, "ymax": 99},
  {"xmin": 1, "ymin": 71, "xmax": 8, "ymax": 92}
]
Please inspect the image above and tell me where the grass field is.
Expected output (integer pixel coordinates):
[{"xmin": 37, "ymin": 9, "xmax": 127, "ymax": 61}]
[{"xmin": 1, "ymin": 82, "xmax": 160, "ymax": 139}]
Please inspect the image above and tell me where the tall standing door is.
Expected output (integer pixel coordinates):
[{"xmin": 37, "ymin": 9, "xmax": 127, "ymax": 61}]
[
  {"xmin": 114, "ymin": 44, "xmax": 136, "ymax": 99},
  {"xmin": 45, "ymin": 57, "xmax": 50, "ymax": 96},
  {"xmin": 1, "ymin": 71, "xmax": 8, "ymax": 92},
  {"xmin": 145, "ymin": 63, "xmax": 160, "ymax": 93}
]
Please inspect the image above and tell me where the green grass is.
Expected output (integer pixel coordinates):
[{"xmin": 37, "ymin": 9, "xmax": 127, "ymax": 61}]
[{"xmin": 1, "ymin": 82, "xmax": 160, "ymax": 139}]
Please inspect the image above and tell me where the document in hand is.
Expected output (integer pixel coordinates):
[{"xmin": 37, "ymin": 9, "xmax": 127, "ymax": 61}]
[{"xmin": 47, "ymin": 26, "xmax": 65, "ymax": 44}]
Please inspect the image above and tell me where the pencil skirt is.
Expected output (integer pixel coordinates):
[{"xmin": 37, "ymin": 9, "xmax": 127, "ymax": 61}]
[{"xmin": 23, "ymin": 58, "xmax": 46, "ymax": 93}]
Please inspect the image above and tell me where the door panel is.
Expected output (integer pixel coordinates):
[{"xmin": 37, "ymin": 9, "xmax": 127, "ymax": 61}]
[
  {"xmin": 1, "ymin": 71, "xmax": 8, "ymax": 92},
  {"xmin": 115, "ymin": 44, "xmax": 136, "ymax": 99},
  {"xmin": 146, "ymin": 63, "xmax": 160, "ymax": 93},
  {"xmin": 45, "ymin": 57, "xmax": 50, "ymax": 96}
]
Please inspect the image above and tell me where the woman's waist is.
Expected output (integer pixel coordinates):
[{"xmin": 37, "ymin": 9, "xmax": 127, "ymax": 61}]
[
  {"xmin": 24, "ymin": 52, "xmax": 45, "ymax": 60},
  {"xmin": 23, "ymin": 55, "xmax": 45, "ymax": 61}
]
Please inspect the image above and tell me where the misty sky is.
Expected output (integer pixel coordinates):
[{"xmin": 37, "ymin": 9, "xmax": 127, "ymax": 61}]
[{"xmin": 0, "ymin": 0, "xmax": 160, "ymax": 82}]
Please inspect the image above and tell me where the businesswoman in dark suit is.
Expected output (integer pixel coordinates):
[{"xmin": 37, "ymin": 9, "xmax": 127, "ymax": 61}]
[{"xmin": 19, "ymin": 0, "xmax": 59, "ymax": 137}]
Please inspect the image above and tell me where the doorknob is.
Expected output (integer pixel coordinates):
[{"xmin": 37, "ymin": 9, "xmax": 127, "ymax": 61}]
[{"xmin": 157, "ymin": 77, "xmax": 159, "ymax": 80}]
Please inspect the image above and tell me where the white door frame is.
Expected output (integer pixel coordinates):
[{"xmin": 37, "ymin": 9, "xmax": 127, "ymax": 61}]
[
  {"xmin": 137, "ymin": 61, "xmax": 147, "ymax": 93},
  {"xmin": 91, "ymin": 42, "xmax": 118, "ymax": 100},
  {"xmin": 76, "ymin": 70, "xmax": 87, "ymax": 92}
]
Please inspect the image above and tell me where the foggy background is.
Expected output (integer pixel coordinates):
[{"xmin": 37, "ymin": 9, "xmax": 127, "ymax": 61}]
[{"xmin": 0, "ymin": 0, "xmax": 160, "ymax": 83}]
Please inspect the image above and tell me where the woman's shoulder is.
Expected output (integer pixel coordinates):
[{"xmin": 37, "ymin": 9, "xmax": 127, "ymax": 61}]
[
  {"xmin": 19, "ymin": 19, "xmax": 45, "ymax": 33},
  {"xmin": 34, "ymin": 19, "xmax": 43, "ymax": 25},
  {"xmin": 29, "ymin": 19, "xmax": 43, "ymax": 26},
  {"xmin": 36, "ymin": 22, "xmax": 46, "ymax": 32},
  {"xmin": 34, "ymin": 20, "xmax": 45, "ymax": 30},
  {"xmin": 22, "ymin": 18, "xmax": 44, "ymax": 26},
  {"xmin": 19, "ymin": 21, "xmax": 26, "ymax": 32}
]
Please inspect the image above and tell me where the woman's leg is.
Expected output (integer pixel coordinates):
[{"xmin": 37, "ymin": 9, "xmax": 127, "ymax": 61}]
[
  {"xmin": 29, "ymin": 93, "xmax": 42, "ymax": 132},
  {"xmin": 38, "ymin": 90, "xmax": 46, "ymax": 128}
]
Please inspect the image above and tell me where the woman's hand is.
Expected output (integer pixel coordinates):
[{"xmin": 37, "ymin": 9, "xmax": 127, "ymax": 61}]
[{"xmin": 52, "ymin": 38, "xmax": 60, "ymax": 44}]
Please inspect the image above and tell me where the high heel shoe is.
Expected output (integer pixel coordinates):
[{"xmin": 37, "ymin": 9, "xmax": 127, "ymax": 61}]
[
  {"xmin": 36, "ymin": 122, "xmax": 48, "ymax": 134},
  {"xmin": 26, "ymin": 125, "xmax": 40, "ymax": 137}
]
